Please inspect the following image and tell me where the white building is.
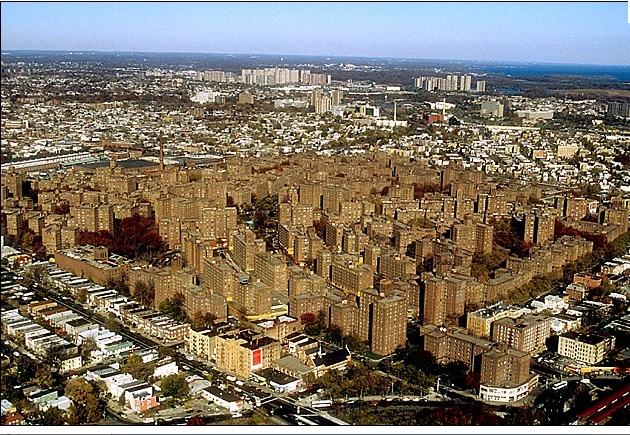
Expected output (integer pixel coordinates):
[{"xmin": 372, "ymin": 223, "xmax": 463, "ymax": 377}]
[
  {"xmin": 153, "ymin": 358, "xmax": 178, "ymax": 378},
  {"xmin": 201, "ymin": 386, "xmax": 243, "ymax": 413},
  {"xmin": 479, "ymin": 377, "xmax": 538, "ymax": 403},
  {"xmin": 558, "ymin": 332, "xmax": 615, "ymax": 365}
]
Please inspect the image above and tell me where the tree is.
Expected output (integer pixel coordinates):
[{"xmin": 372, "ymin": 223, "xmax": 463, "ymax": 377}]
[
  {"xmin": 186, "ymin": 416, "xmax": 206, "ymax": 425},
  {"xmin": 121, "ymin": 354, "xmax": 153, "ymax": 382},
  {"xmin": 77, "ymin": 213, "xmax": 166, "ymax": 261},
  {"xmin": 192, "ymin": 310, "xmax": 216, "ymax": 331},
  {"xmin": 64, "ymin": 378, "xmax": 103, "ymax": 424},
  {"xmin": 77, "ymin": 288, "xmax": 88, "ymax": 304},
  {"xmin": 344, "ymin": 334, "xmax": 369, "ymax": 353},
  {"xmin": 316, "ymin": 309, "xmax": 327, "ymax": 329},
  {"xmin": 84, "ymin": 393, "xmax": 104, "ymax": 423},
  {"xmin": 104, "ymin": 312, "xmax": 121, "ymax": 333},
  {"xmin": 161, "ymin": 374, "xmax": 189, "ymax": 399},
  {"xmin": 64, "ymin": 377, "xmax": 94, "ymax": 404},
  {"xmin": 325, "ymin": 324, "xmax": 344, "ymax": 346},
  {"xmin": 503, "ymin": 406, "xmax": 540, "ymax": 425},
  {"xmin": 81, "ymin": 337, "xmax": 97, "ymax": 361},
  {"xmin": 444, "ymin": 361, "xmax": 468, "ymax": 389},
  {"xmin": 133, "ymin": 280, "xmax": 155, "ymax": 307},
  {"xmin": 159, "ymin": 292, "xmax": 189, "ymax": 323},
  {"xmin": 464, "ymin": 371, "xmax": 481, "ymax": 390},
  {"xmin": 301, "ymin": 312, "xmax": 318, "ymax": 333},
  {"xmin": 203, "ymin": 312, "xmax": 217, "ymax": 328},
  {"xmin": 36, "ymin": 406, "xmax": 66, "ymax": 425},
  {"xmin": 45, "ymin": 344, "xmax": 66, "ymax": 373},
  {"xmin": 35, "ymin": 366, "xmax": 54, "ymax": 389},
  {"xmin": 16, "ymin": 355, "xmax": 38, "ymax": 384},
  {"xmin": 300, "ymin": 312, "xmax": 316, "ymax": 326},
  {"xmin": 313, "ymin": 218, "xmax": 326, "ymax": 239}
]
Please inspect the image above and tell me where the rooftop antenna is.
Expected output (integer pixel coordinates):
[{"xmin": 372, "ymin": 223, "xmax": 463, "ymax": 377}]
[{"xmin": 159, "ymin": 130, "xmax": 164, "ymax": 171}]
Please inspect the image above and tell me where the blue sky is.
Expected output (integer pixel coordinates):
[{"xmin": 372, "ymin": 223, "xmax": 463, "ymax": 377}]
[{"xmin": 1, "ymin": 2, "xmax": 629, "ymax": 65}]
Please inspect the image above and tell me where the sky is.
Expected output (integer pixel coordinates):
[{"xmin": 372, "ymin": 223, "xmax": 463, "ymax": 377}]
[{"xmin": 1, "ymin": 1, "xmax": 629, "ymax": 65}]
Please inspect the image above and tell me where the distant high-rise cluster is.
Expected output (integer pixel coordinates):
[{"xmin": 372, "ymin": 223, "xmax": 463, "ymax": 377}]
[
  {"xmin": 189, "ymin": 67, "xmax": 332, "ymax": 86},
  {"xmin": 607, "ymin": 101, "xmax": 630, "ymax": 118},
  {"xmin": 241, "ymin": 68, "xmax": 331, "ymax": 86},
  {"xmin": 311, "ymin": 88, "xmax": 343, "ymax": 114},
  {"xmin": 195, "ymin": 70, "xmax": 239, "ymax": 83},
  {"xmin": 413, "ymin": 74, "xmax": 483, "ymax": 92}
]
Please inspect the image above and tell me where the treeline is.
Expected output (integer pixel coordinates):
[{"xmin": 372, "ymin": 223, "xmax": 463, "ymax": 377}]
[
  {"xmin": 77, "ymin": 213, "xmax": 166, "ymax": 261},
  {"xmin": 300, "ymin": 311, "xmax": 370, "ymax": 354},
  {"xmin": 555, "ymin": 222, "xmax": 630, "ymax": 262},
  {"xmin": 334, "ymin": 402, "xmax": 541, "ymax": 426}
]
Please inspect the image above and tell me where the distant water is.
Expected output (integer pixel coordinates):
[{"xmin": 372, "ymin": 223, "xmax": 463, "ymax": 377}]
[{"xmin": 476, "ymin": 63, "xmax": 630, "ymax": 81}]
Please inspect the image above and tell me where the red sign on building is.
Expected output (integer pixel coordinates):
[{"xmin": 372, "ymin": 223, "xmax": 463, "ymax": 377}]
[{"xmin": 252, "ymin": 348, "xmax": 262, "ymax": 367}]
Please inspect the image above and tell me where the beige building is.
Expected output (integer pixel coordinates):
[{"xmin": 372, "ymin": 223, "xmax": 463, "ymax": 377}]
[
  {"xmin": 371, "ymin": 295, "xmax": 407, "ymax": 356},
  {"xmin": 254, "ymin": 252, "xmax": 288, "ymax": 292},
  {"xmin": 480, "ymin": 347, "xmax": 531, "ymax": 386},
  {"xmin": 54, "ymin": 245, "xmax": 132, "ymax": 286},
  {"xmin": 492, "ymin": 314, "xmax": 551, "ymax": 353},
  {"xmin": 234, "ymin": 280, "xmax": 272, "ymax": 319},
  {"xmin": 331, "ymin": 260, "xmax": 373, "ymax": 295},
  {"xmin": 187, "ymin": 328, "xmax": 217, "ymax": 360},
  {"xmin": 422, "ymin": 273, "xmax": 467, "ymax": 327},
  {"xmin": 215, "ymin": 330, "xmax": 281, "ymax": 378},
  {"xmin": 203, "ymin": 258, "xmax": 236, "ymax": 301},
  {"xmin": 422, "ymin": 325, "xmax": 494, "ymax": 372},
  {"xmin": 558, "ymin": 332, "xmax": 615, "ymax": 365},
  {"xmin": 466, "ymin": 302, "xmax": 525, "ymax": 339},
  {"xmin": 379, "ymin": 253, "xmax": 416, "ymax": 280},
  {"xmin": 232, "ymin": 229, "xmax": 266, "ymax": 272}
]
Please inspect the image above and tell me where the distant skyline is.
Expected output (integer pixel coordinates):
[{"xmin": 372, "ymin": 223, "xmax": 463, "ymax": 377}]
[{"xmin": 1, "ymin": 2, "xmax": 629, "ymax": 66}]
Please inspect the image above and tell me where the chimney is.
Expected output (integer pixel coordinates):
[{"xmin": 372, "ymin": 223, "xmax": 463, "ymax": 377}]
[{"xmin": 159, "ymin": 130, "xmax": 164, "ymax": 171}]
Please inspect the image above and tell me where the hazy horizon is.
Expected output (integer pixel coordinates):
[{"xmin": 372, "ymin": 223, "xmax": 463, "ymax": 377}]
[{"xmin": 2, "ymin": 2, "xmax": 629, "ymax": 66}]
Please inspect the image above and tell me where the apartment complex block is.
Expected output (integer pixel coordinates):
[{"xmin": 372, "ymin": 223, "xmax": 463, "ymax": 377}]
[{"xmin": 558, "ymin": 332, "xmax": 616, "ymax": 365}]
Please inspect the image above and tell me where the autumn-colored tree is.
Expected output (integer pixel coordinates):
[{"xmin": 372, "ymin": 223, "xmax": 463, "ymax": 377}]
[
  {"xmin": 77, "ymin": 213, "xmax": 166, "ymax": 261},
  {"xmin": 504, "ymin": 406, "xmax": 540, "ymax": 425},
  {"xmin": 64, "ymin": 377, "xmax": 94, "ymax": 404},
  {"xmin": 35, "ymin": 406, "xmax": 66, "ymax": 425},
  {"xmin": 428, "ymin": 404, "xmax": 499, "ymax": 425},
  {"xmin": 191, "ymin": 310, "xmax": 216, "ymax": 331},
  {"xmin": 312, "ymin": 219, "xmax": 326, "ymax": 239},
  {"xmin": 442, "ymin": 361, "xmax": 469, "ymax": 389},
  {"xmin": 104, "ymin": 312, "xmax": 121, "ymax": 333},
  {"xmin": 77, "ymin": 287, "xmax": 88, "ymax": 304},
  {"xmin": 464, "ymin": 371, "xmax": 481, "ymax": 390},
  {"xmin": 413, "ymin": 183, "xmax": 441, "ymax": 200},
  {"xmin": 300, "ymin": 312, "xmax": 316, "ymax": 326},
  {"xmin": 186, "ymin": 416, "xmax": 206, "ymax": 426},
  {"xmin": 35, "ymin": 366, "xmax": 54, "ymax": 389},
  {"xmin": 16, "ymin": 355, "xmax": 38, "ymax": 384},
  {"xmin": 325, "ymin": 324, "xmax": 344, "ymax": 346},
  {"xmin": 52, "ymin": 202, "xmax": 70, "ymax": 215},
  {"xmin": 161, "ymin": 374, "xmax": 189, "ymax": 399},
  {"xmin": 64, "ymin": 378, "xmax": 103, "ymax": 424},
  {"xmin": 116, "ymin": 213, "xmax": 166, "ymax": 260},
  {"xmin": 133, "ymin": 280, "xmax": 155, "ymax": 307},
  {"xmin": 77, "ymin": 229, "xmax": 114, "ymax": 250},
  {"xmin": 121, "ymin": 354, "xmax": 154, "ymax": 382}
]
